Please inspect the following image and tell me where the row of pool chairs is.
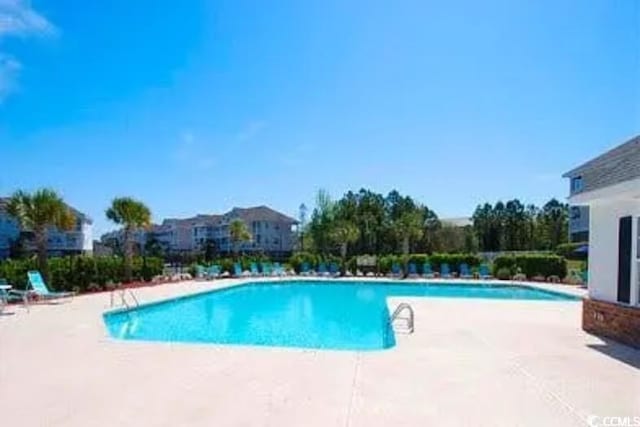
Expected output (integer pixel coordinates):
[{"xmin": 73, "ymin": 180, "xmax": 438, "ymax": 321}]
[
  {"xmin": 194, "ymin": 262, "xmax": 494, "ymax": 280},
  {"xmin": 390, "ymin": 262, "xmax": 493, "ymax": 279},
  {"xmin": 299, "ymin": 262, "xmax": 341, "ymax": 277},
  {"xmin": 195, "ymin": 262, "xmax": 289, "ymax": 279}
]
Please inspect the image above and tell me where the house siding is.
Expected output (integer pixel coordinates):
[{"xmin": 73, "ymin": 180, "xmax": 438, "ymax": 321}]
[{"xmin": 564, "ymin": 135, "xmax": 640, "ymax": 196}]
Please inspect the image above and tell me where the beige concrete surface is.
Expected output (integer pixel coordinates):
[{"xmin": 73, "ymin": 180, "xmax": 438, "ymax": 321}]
[{"xmin": 1, "ymin": 278, "xmax": 638, "ymax": 427}]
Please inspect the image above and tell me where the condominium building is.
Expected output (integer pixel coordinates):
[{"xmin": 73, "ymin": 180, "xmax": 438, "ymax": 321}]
[
  {"xmin": 101, "ymin": 205, "xmax": 298, "ymax": 257},
  {"xmin": 0, "ymin": 197, "xmax": 93, "ymax": 259}
]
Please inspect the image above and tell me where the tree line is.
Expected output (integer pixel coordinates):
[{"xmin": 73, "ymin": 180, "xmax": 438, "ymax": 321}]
[{"xmin": 303, "ymin": 188, "xmax": 568, "ymax": 257}]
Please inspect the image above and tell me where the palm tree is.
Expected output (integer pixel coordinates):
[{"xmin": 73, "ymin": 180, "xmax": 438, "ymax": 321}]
[
  {"xmin": 229, "ymin": 219, "xmax": 251, "ymax": 257},
  {"xmin": 6, "ymin": 189, "xmax": 76, "ymax": 280},
  {"xmin": 329, "ymin": 220, "xmax": 360, "ymax": 259},
  {"xmin": 106, "ymin": 197, "xmax": 152, "ymax": 282},
  {"xmin": 393, "ymin": 210, "xmax": 424, "ymax": 255}
]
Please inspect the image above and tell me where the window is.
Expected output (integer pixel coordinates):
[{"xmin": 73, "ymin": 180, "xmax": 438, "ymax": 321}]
[
  {"xmin": 570, "ymin": 176, "xmax": 583, "ymax": 193},
  {"xmin": 570, "ymin": 206, "xmax": 581, "ymax": 220}
]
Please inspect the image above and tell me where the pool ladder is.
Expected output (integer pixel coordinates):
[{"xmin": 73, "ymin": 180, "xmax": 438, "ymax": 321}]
[
  {"xmin": 110, "ymin": 288, "xmax": 140, "ymax": 309},
  {"xmin": 389, "ymin": 302, "xmax": 414, "ymax": 334}
]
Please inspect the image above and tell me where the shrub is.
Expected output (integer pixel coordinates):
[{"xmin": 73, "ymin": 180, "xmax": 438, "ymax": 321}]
[
  {"xmin": 407, "ymin": 254, "xmax": 429, "ymax": 267},
  {"xmin": 556, "ymin": 242, "xmax": 588, "ymax": 260},
  {"xmin": 493, "ymin": 254, "xmax": 567, "ymax": 279},
  {"xmin": 377, "ymin": 255, "xmax": 402, "ymax": 274},
  {"xmin": 288, "ymin": 252, "xmax": 319, "ymax": 273},
  {"xmin": 0, "ymin": 256, "xmax": 164, "ymax": 293},
  {"xmin": 496, "ymin": 267, "xmax": 512, "ymax": 280}
]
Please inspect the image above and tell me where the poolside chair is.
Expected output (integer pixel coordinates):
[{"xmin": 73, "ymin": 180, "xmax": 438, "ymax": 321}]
[
  {"xmin": 317, "ymin": 262, "xmax": 329, "ymax": 277},
  {"xmin": 15, "ymin": 271, "xmax": 76, "ymax": 302},
  {"xmin": 479, "ymin": 264, "xmax": 493, "ymax": 280},
  {"xmin": 250, "ymin": 262, "xmax": 260, "ymax": 276},
  {"xmin": 459, "ymin": 263, "xmax": 473, "ymax": 279},
  {"xmin": 300, "ymin": 262, "xmax": 310, "ymax": 276},
  {"xmin": 273, "ymin": 262, "xmax": 284, "ymax": 276},
  {"xmin": 207, "ymin": 265, "xmax": 221, "ymax": 279},
  {"xmin": 407, "ymin": 263, "xmax": 418, "ymax": 278},
  {"xmin": 0, "ymin": 278, "xmax": 10, "ymax": 313},
  {"xmin": 329, "ymin": 262, "xmax": 340, "ymax": 278},
  {"xmin": 233, "ymin": 263, "xmax": 243, "ymax": 277},
  {"xmin": 195, "ymin": 265, "xmax": 206, "ymax": 279},
  {"xmin": 422, "ymin": 263, "xmax": 435, "ymax": 279},
  {"xmin": 389, "ymin": 263, "xmax": 402, "ymax": 278},
  {"xmin": 261, "ymin": 262, "xmax": 273, "ymax": 276},
  {"xmin": 440, "ymin": 263, "xmax": 452, "ymax": 279}
]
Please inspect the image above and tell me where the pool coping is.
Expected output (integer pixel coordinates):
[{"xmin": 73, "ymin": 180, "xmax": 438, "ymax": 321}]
[{"xmin": 103, "ymin": 277, "xmax": 584, "ymax": 319}]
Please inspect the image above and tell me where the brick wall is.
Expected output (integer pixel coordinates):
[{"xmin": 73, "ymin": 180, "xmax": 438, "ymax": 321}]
[{"xmin": 583, "ymin": 298, "xmax": 640, "ymax": 349}]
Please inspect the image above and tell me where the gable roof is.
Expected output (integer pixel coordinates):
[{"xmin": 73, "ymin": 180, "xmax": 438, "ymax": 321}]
[
  {"xmin": 563, "ymin": 135, "xmax": 640, "ymax": 180},
  {"xmin": 227, "ymin": 206, "xmax": 298, "ymax": 224}
]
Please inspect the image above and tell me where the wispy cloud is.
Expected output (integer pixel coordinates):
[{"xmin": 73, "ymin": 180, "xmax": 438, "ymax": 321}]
[
  {"xmin": 0, "ymin": 0, "xmax": 56, "ymax": 37},
  {"xmin": 0, "ymin": 0, "xmax": 56, "ymax": 102},
  {"xmin": 0, "ymin": 53, "xmax": 20, "ymax": 101},
  {"xmin": 174, "ymin": 131, "xmax": 216, "ymax": 170},
  {"xmin": 236, "ymin": 120, "xmax": 267, "ymax": 142}
]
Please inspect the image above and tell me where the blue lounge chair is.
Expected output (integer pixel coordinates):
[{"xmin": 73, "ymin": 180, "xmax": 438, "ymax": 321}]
[
  {"xmin": 233, "ymin": 263, "xmax": 243, "ymax": 277},
  {"xmin": 318, "ymin": 262, "xmax": 328, "ymax": 276},
  {"xmin": 329, "ymin": 262, "xmax": 340, "ymax": 277},
  {"xmin": 250, "ymin": 262, "xmax": 259, "ymax": 276},
  {"xmin": 16, "ymin": 271, "xmax": 75, "ymax": 302},
  {"xmin": 440, "ymin": 263, "xmax": 451, "ymax": 279},
  {"xmin": 261, "ymin": 262, "xmax": 273, "ymax": 276},
  {"xmin": 195, "ymin": 265, "xmax": 206, "ymax": 279},
  {"xmin": 459, "ymin": 263, "xmax": 473, "ymax": 279},
  {"xmin": 390, "ymin": 263, "xmax": 402, "ymax": 278},
  {"xmin": 300, "ymin": 262, "xmax": 310, "ymax": 276},
  {"xmin": 207, "ymin": 265, "xmax": 220, "ymax": 279},
  {"xmin": 273, "ymin": 262, "xmax": 284, "ymax": 276},
  {"xmin": 407, "ymin": 263, "xmax": 418, "ymax": 277},
  {"xmin": 479, "ymin": 264, "xmax": 493, "ymax": 279},
  {"xmin": 0, "ymin": 278, "xmax": 11, "ymax": 312},
  {"xmin": 422, "ymin": 263, "xmax": 434, "ymax": 278}
]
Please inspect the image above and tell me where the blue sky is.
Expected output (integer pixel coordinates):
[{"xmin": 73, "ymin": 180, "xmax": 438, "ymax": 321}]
[{"xmin": 0, "ymin": 0, "xmax": 638, "ymax": 236}]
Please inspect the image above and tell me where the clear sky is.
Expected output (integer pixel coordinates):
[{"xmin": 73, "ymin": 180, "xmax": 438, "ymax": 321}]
[{"xmin": 1, "ymin": 0, "xmax": 639, "ymax": 236}]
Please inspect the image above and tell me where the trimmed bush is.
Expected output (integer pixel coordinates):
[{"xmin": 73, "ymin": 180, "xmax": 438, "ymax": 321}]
[
  {"xmin": 496, "ymin": 267, "xmax": 512, "ymax": 280},
  {"xmin": 493, "ymin": 254, "xmax": 567, "ymax": 279},
  {"xmin": 0, "ymin": 256, "xmax": 164, "ymax": 293},
  {"xmin": 556, "ymin": 242, "xmax": 588, "ymax": 260}
]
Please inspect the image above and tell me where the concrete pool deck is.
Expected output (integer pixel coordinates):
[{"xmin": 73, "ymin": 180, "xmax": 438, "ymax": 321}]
[{"xmin": 1, "ymin": 278, "xmax": 638, "ymax": 426}]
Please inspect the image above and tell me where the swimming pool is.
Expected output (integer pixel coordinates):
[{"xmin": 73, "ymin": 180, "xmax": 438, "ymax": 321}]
[{"xmin": 103, "ymin": 281, "xmax": 578, "ymax": 351}]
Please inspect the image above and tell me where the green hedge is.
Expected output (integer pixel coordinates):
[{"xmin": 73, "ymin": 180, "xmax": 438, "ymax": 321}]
[
  {"xmin": 0, "ymin": 256, "xmax": 164, "ymax": 293},
  {"xmin": 556, "ymin": 242, "xmax": 588, "ymax": 260},
  {"xmin": 493, "ymin": 254, "xmax": 567, "ymax": 278}
]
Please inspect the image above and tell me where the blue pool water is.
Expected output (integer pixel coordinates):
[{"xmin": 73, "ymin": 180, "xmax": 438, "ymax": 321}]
[{"xmin": 103, "ymin": 281, "xmax": 578, "ymax": 351}]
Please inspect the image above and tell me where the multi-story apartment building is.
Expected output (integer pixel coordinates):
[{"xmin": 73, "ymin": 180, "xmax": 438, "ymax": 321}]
[
  {"xmin": 0, "ymin": 197, "xmax": 93, "ymax": 259},
  {"xmin": 101, "ymin": 205, "xmax": 298, "ymax": 257}
]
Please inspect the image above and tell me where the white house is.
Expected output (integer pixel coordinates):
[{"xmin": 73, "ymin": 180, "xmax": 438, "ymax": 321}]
[
  {"xmin": 563, "ymin": 135, "xmax": 640, "ymax": 348},
  {"xmin": 0, "ymin": 197, "xmax": 93, "ymax": 259}
]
